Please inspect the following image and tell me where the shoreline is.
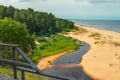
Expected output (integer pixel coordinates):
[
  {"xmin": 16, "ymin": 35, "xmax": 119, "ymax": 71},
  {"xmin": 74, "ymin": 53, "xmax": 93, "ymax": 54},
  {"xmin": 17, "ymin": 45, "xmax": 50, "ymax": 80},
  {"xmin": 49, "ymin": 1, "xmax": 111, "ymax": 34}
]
[
  {"xmin": 66, "ymin": 24, "xmax": 120, "ymax": 80},
  {"xmin": 37, "ymin": 50, "xmax": 74, "ymax": 70},
  {"xmin": 37, "ymin": 24, "xmax": 120, "ymax": 80}
]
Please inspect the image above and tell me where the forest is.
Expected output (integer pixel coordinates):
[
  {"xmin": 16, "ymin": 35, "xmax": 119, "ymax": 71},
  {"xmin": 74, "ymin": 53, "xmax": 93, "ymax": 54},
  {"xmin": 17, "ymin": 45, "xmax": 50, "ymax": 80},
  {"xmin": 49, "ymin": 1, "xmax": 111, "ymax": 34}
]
[
  {"xmin": 0, "ymin": 5, "xmax": 74, "ymax": 35},
  {"xmin": 0, "ymin": 5, "xmax": 79, "ymax": 63},
  {"xmin": 0, "ymin": 5, "xmax": 80, "ymax": 79}
]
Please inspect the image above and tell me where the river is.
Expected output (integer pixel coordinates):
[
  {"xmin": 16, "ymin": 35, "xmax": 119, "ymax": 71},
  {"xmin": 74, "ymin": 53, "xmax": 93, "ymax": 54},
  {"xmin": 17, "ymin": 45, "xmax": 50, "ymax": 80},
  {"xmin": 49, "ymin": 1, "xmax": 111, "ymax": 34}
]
[{"xmin": 43, "ymin": 42, "xmax": 92, "ymax": 80}]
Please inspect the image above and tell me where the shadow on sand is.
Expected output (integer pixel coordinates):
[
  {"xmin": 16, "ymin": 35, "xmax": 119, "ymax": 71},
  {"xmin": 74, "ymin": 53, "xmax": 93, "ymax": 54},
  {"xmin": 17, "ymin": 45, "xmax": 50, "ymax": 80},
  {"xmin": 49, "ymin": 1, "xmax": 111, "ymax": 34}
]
[{"xmin": 43, "ymin": 42, "xmax": 93, "ymax": 80}]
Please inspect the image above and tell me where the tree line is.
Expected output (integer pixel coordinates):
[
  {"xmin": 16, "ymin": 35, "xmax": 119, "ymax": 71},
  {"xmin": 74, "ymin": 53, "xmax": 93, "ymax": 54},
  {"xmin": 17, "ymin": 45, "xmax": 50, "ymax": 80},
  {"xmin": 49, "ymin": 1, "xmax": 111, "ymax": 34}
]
[{"xmin": 0, "ymin": 5, "xmax": 74, "ymax": 35}]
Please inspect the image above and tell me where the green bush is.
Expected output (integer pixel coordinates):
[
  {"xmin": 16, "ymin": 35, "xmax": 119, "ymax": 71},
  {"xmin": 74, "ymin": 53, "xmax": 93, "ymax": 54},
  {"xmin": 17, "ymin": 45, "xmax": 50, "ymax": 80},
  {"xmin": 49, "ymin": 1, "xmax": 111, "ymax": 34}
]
[{"xmin": 36, "ymin": 37, "xmax": 47, "ymax": 42}]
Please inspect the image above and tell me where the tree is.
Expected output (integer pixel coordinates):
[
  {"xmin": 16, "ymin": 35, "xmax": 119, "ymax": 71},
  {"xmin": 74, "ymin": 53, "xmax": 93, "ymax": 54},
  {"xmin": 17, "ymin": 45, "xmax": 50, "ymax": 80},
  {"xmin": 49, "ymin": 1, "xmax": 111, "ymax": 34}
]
[
  {"xmin": 0, "ymin": 5, "xmax": 75, "ymax": 35},
  {"xmin": 0, "ymin": 18, "xmax": 35, "ymax": 53}
]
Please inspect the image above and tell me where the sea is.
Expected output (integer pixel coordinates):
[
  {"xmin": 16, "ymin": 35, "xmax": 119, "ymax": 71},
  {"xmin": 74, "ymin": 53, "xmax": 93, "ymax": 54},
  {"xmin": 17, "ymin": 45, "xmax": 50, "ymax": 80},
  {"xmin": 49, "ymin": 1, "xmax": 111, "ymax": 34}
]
[{"xmin": 71, "ymin": 20, "xmax": 120, "ymax": 33}]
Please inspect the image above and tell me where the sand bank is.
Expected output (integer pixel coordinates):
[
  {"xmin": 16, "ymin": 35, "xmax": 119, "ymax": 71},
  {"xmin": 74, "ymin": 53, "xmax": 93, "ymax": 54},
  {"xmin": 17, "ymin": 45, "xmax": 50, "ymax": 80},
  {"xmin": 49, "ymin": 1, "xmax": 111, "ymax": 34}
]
[{"xmin": 37, "ymin": 50, "xmax": 74, "ymax": 70}]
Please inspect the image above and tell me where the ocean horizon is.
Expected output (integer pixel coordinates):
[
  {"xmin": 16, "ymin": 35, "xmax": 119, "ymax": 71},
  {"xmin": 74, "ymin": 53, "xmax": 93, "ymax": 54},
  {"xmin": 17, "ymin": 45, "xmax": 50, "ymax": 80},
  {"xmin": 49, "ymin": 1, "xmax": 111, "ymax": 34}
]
[{"xmin": 71, "ymin": 20, "xmax": 120, "ymax": 33}]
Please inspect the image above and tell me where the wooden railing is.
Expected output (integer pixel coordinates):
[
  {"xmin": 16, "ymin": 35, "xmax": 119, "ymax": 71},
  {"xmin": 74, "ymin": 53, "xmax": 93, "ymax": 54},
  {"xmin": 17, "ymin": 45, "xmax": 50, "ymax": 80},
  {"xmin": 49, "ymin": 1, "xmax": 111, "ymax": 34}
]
[{"xmin": 0, "ymin": 43, "xmax": 71, "ymax": 80}]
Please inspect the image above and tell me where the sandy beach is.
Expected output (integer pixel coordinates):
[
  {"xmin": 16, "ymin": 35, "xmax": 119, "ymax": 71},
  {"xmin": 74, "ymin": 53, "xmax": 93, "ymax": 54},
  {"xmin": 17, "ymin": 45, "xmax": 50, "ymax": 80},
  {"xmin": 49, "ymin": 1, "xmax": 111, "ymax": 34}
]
[
  {"xmin": 37, "ymin": 24, "xmax": 120, "ymax": 80},
  {"xmin": 65, "ymin": 24, "xmax": 120, "ymax": 80}
]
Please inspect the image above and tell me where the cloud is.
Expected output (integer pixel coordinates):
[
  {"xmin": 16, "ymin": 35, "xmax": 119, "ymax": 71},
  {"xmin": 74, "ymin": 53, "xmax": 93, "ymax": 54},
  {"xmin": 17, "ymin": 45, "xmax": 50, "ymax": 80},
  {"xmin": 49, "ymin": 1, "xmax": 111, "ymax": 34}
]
[
  {"xmin": 18, "ymin": 0, "xmax": 35, "ymax": 2},
  {"xmin": 18, "ymin": 0, "xmax": 49, "ymax": 2},
  {"xmin": 74, "ymin": 0, "xmax": 120, "ymax": 4},
  {"xmin": 19, "ymin": 0, "xmax": 31, "ymax": 2}
]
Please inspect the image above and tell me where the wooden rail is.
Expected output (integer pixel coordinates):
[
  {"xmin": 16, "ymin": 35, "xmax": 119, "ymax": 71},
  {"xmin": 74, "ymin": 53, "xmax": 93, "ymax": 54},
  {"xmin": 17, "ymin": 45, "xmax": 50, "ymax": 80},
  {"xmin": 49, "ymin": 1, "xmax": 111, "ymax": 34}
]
[{"xmin": 0, "ymin": 43, "xmax": 71, "ymax": 80}]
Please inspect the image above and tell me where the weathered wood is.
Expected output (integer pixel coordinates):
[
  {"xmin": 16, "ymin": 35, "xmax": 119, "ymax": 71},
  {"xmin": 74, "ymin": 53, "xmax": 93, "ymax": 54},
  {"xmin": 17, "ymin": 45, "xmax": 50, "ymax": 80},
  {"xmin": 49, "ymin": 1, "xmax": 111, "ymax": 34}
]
[
  {"xmin": 0, "ymin": 43, "xmax": 71, "ymax": 80},
  {"xmin": 12, "ymin": 47, "xmax": 17, "ymax": 79},
  {"xmin": 17, "ymin": 67, "xmax": 71, "ymax": 80},
  {"xmin": 16, "ymin": 47, "xmax": 42, "ymax": 73},
  {"xmin": 0, "ymin": 74, "xmax": 15, "ymax": 80},
  {"xmin": 0, "ymin": 43, "xmax": 17, "ymax": 47},
  {"xmin": 21, "ymin": 70, "xmax": 25, "ymax": 80},
  {"xmin": 17, "ymin": 67, "xmax": 37, "ymax": 74},
  {"xmin": 0, "ymin": 59, "xmax": 32, "ymax": 68}
]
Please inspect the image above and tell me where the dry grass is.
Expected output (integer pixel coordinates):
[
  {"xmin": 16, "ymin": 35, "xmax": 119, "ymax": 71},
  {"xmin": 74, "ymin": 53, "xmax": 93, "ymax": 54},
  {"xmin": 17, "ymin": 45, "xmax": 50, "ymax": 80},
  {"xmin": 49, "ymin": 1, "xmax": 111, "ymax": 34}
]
[
  {"xmin": 88, "ymin": 32, "xmax": 102, "ymax": 40},
  {"xmin": 78, "ymin": 27, "xmax": 88, "ymax": 33},
  {"xmin": 72, "ymin": 27, "xmax": 88, "ymax": 35},
  {"xmin": 94, "ymin": 40, "xmax": 106, "ymax": 45},
  {"xmin": 89, "ymin": 32, "xmax": 101, "ymax": 37},
  {"xmin": 110, "ymin": 41, "xmax": 120, "ymax": 47}
]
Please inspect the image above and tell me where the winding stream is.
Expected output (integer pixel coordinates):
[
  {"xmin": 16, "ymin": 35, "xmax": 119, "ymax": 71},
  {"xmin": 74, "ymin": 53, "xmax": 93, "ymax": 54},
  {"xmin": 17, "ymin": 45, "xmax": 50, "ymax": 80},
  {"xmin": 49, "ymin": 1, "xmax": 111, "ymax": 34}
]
[{"xmin": 43, "ymin": 42, "xmax": 92, "ymax": 80}]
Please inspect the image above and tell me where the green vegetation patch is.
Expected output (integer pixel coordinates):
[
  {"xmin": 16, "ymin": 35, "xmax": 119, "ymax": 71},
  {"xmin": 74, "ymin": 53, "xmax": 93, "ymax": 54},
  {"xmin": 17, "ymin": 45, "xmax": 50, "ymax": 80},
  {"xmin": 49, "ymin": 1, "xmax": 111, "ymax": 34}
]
[
  {"xmin": 0, "ymin": 65, "xmax": 48, "ymax": 80},
  {"xmin": 88, "ymin": 32, "xmax": 101, "ymax": 40},
  {"xmin": 78, "ymin": 27, "xmax": 88, "ymax": 33},
  {"xmin": 29, "ymin": 35, "xmax": 80, "ymax": 63}
]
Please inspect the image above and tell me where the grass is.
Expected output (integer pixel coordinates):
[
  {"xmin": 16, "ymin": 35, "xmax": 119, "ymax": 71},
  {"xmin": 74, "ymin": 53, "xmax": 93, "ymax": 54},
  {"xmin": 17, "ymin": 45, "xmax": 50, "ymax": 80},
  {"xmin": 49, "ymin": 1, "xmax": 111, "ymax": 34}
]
[
  {"xmin": 29, "ymin": 34, "xmax": 80, "ymax": 63},
  {"xmin": 89, "ymin": 32, "xmax": 101, "ymax": 38},
  {"xmin": 78, "ymin": 27, "xmax": 88, "ymax": 33},
  {"xmin": 88, "ymin": 32, "xmax": 101, "ymax": 40},
  {"xmin": 94, "ymin": 40, "xmax": 106, "ymax": 45},
  {"xmin": 62, "ymin": 26, "xmax": 79, "ymax": 34},
  {"xmin": 0, "ymin": 65, "xmax": 48, "ymax": 80},
  {"xmin": 110, "ymin": 41, "xmax": 120, "ymax": 47},
  {"xmin": 72, "ymin": 26, "xmax": 79, "ymax": 31},
  {"xmin": 72, "ymin": 27, "xmax": 88, "ymax": 35}
]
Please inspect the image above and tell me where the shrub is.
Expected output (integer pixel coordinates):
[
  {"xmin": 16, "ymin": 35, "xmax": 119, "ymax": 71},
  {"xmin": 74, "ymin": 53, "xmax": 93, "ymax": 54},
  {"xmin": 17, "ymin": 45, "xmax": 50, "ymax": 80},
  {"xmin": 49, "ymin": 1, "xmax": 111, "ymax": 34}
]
[
  {"xmin": 78, "ymin": 27, "xmax": 88, "ymax": 33},
  {"xmin": 89, "ymin": 32, "xmax": 101, "ymax": 38},
  {"xmin": 110, "ymin": 41, "xmax": 120, "ymax": 47},
  {"xmin": 29, "ymin": 35, "xmax": 80, "ymax": 63}
]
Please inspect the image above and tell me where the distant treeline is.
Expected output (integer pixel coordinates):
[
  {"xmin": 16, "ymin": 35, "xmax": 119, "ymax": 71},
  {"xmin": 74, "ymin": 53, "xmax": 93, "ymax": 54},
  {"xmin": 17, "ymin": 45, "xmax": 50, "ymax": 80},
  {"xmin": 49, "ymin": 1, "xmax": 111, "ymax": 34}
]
[{"xmin": 0, "ymin": 5, "xmax": 74, "ymax": 35}]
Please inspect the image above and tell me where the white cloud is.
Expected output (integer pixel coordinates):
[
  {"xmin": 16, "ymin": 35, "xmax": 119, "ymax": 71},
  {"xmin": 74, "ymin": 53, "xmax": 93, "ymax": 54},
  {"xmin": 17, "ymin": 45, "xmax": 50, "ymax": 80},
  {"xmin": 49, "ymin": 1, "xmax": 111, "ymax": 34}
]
[
  {"xmin": 74, "ymin": 0, "xmax": 120, "ymax": 3},
  {"xmin": 0, "ymin": 0, "xmax": 120, "ymax": 19}
]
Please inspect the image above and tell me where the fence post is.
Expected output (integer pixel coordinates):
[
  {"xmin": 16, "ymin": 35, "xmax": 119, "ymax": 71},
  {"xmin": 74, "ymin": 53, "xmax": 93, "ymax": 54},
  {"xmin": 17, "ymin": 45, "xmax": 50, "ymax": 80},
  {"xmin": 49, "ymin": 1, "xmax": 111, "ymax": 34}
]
[
  {"xmin": 13, "ymin": 47, "xmax": 17, "ymax": 79},
  {"xmin": 21, "ymin": 70, "xmax": 25, "ymax": 80}
]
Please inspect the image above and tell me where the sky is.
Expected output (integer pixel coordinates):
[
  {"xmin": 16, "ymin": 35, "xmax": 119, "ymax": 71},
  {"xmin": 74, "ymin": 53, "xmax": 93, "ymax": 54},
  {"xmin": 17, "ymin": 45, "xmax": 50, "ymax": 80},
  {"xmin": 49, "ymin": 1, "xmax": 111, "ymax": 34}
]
[{"xmin": 0, "ymin": 0, "xmax": 120, "ymax": 20}]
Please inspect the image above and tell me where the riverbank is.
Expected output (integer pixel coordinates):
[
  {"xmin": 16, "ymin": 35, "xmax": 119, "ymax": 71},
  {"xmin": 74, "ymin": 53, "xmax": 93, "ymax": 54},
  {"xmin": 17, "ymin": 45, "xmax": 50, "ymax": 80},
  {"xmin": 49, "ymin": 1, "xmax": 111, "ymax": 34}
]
[
  {"xmin": 37, "ymin": 24, "xmax": 120, "ymax": 80},
  {"xmin": 37, "ymin": 50, "xmax": 74, "ymax": 70},
  {"xmin": 65, "ymin": 24, "xmax": 120, "ymax": 80}
]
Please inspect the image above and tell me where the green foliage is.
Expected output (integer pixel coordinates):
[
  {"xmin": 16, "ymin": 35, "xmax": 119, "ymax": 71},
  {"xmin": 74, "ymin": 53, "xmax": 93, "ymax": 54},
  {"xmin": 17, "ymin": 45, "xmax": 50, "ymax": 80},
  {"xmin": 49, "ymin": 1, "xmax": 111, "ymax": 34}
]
[
  {"xmin": 73, "ymin": 26, "xmax": 79, "ymax": 31},
  {"xmin": 0, "ymin": 18, "xmax": 35, "ymax": 54},
  {"xmin": 56, "ymin": 18, "xmax": 74, "ymax": 32},
  {"xmin": 0, "ymin": 5, "xmax": 77, "ymax": 63},
  {"xmin": 0, "ymin": 65, "xmax": 48, "ymax": 80},
  {"xmin": 29, "ymin": 35, "xmax": 80, "ymax": 63},
  {"xmin": 0, "ymin": 5, "xmax": 75, "ymax": 35},
  {"xmin": 0, "ymin": 47, "xmax": 12, "ymax": 60},
  {"xmin": 36, "ymin": 37, "xmax": 47, "ymax": 42}
]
